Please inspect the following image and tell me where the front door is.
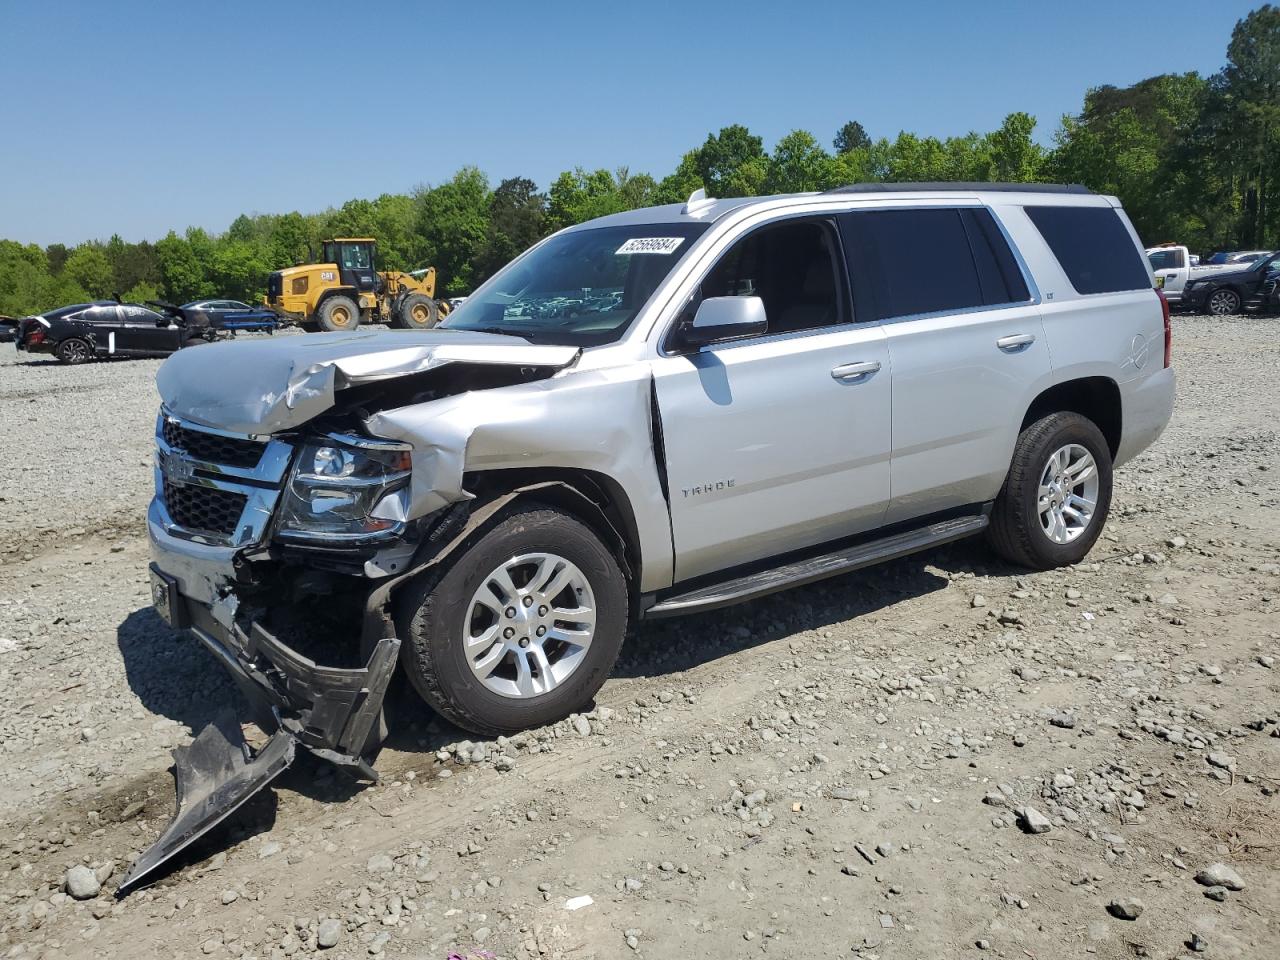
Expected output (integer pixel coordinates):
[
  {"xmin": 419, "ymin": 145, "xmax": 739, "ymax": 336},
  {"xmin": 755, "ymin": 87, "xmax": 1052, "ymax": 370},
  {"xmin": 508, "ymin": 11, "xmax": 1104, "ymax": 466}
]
[{"xmin": 652, "ymin": 216, "xmax": 893, "ymax": 583}]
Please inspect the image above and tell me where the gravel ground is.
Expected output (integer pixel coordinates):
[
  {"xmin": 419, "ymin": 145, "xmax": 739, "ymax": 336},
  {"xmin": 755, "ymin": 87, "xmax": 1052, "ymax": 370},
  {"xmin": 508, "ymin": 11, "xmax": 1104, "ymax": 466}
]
[{"xmin": 1, "ymin": 316, "xmax": 1277, "ymax": 959}]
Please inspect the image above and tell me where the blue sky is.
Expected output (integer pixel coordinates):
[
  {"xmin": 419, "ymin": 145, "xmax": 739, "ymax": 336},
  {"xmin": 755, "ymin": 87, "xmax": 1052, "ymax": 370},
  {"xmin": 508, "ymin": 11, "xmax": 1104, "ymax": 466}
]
[{"xmin": 0, "ymin": 0, "xmax": 1262, "ymax": 246}]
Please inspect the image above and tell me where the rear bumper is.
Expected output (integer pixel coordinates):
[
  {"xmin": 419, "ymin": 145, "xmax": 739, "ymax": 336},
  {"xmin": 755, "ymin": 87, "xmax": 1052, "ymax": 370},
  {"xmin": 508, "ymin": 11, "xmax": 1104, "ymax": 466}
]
[{"xmin": 1115, "ymin": 366, "xmax": 1175, "ymax": 468}]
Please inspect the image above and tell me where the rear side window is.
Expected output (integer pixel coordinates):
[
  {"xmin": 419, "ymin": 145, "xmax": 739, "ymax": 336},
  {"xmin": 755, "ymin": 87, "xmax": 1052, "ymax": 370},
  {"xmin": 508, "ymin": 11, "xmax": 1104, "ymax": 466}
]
[
  {"xmin": 1147, "ymin": 248, "xmax": 1185, "ymax": 270},
  {"xmin": 1025, "ymin": 206, "xmax": 1150, "ymax": 294},
  {"xmin": 837, "ymin": 208, "xmax": 1029, "ymax": 321}
]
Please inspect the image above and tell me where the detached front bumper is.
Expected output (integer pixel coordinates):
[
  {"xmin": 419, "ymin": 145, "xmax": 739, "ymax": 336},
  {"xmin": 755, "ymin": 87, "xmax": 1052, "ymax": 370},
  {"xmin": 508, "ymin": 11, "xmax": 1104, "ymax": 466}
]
[
  {"xmin": 123, "ymin": 505, "xmax": 400, "ymax": 893},
  {"xmin": 145, "ymin": 502, "xmax": 399, "ymax": 773}
]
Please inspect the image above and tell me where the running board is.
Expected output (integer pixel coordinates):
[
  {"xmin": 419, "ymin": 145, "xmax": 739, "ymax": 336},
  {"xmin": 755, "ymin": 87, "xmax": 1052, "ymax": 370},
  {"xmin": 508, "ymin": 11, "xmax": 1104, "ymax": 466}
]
[{"xmin": 644, "ymin": 514, "xmax": 989, "ymax": 619}]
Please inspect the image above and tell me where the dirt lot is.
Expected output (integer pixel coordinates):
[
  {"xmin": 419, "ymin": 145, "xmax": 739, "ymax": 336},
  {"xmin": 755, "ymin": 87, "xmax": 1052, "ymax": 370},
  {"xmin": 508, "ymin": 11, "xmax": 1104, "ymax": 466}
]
[{"xmin": 1, "ymin": 316, "xmax": 1276, "ymax": 960}]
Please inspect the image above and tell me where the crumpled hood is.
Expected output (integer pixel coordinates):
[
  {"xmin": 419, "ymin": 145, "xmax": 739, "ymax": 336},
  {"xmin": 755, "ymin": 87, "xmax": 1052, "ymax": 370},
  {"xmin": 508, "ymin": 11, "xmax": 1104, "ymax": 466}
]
[{"xmin": 157, "ymin": 329, "xmax": 580, "ymax": 434}]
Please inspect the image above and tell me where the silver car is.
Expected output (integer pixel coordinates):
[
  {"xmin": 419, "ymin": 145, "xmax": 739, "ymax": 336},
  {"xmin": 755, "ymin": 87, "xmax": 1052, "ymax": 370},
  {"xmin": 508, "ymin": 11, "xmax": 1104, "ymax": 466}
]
[{"xmin": 128, "ymin": 183, "xmax": 1175, "ymax": 889}]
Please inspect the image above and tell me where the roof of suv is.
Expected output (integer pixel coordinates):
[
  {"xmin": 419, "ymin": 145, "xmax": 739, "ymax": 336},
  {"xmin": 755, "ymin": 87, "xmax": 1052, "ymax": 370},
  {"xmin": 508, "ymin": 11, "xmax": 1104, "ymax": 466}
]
[{"xmin": 569, "ymin": 182, "xmax": 1105, "ymax": 232}]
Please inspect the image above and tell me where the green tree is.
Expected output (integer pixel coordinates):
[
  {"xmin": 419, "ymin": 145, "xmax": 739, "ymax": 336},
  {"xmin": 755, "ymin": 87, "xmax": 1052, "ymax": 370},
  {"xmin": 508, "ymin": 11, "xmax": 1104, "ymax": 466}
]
[
  {"xmin": 155, "ymin": 231, "xmax": 210, "ymax": 303},
  {"xmin": 695, "ymin": 124, "xmax": 767, "ymax": 197},
  {"xmin": 415, "ymin": 166, "xmax": 491, "ymax": 294},
  {"xmin": 985, "ymin": 112, "xmax": 1044, "ymax": 182},
  {"xmin": 266, "ymin": 212, "xmax": 311, "ymax": 267},
  {"xmin": 1216, "ymin": 4, "xmax": 1280, "ymax": 244},
  {"xmin": 547, "ymin": 167, "xmax": 648, "ymax": 231},
  {"xmin": 209, "ymin": 240, "xmax": 269, "ymax": 301},
  {"xmin": 62, "ymin": 245, "xmax": 115, "ymax": 299},
  {"xmin": 833, "ymin": 120, "xmax": 871, "ymax": 154},
  {"xmin": 477, "ymin": 176, "xmax": 546, "ymax": 279},
  {"xmin": 654, "ymin": 150, "xmax": 704, "ymax": 205},
  {"xmin": 1048, "ymin": 73, "xmax": 1207, "ymax": 245},
  {"xmin": 765, "ymin": 130, "xmax": 831, "ymax": 193}
]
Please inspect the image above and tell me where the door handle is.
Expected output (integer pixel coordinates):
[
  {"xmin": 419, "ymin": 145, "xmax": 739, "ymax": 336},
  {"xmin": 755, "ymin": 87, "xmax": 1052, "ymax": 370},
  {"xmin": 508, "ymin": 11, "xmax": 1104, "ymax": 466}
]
[
  {"xmin": 996, "ymin": 333, "xmax": 1036, "ymax": 352},
  {"xmin": 831, "ymin": 360, "xmax": 881, "ymax": 382}
]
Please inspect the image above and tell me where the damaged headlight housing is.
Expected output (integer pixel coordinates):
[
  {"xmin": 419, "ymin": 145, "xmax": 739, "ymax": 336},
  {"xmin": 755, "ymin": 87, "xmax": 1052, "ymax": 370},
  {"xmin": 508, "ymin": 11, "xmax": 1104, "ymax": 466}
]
[{"xmin": 276, "ymin": 435, "xmax": 412, "ymax": 543}]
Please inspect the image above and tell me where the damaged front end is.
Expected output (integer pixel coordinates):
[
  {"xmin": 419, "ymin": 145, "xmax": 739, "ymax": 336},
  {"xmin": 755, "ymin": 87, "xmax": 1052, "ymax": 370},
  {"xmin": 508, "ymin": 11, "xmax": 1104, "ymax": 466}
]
[{"xmin": 123, "ymin": 331, "xmax": 581, "ymax": 893}]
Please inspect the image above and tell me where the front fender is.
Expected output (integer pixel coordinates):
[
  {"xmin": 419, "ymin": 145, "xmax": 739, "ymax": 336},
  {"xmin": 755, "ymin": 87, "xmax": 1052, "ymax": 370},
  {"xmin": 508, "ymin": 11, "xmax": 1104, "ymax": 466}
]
[{"xmin": 365, "ymin": 365, "xmax": 675, "ymax": 592}]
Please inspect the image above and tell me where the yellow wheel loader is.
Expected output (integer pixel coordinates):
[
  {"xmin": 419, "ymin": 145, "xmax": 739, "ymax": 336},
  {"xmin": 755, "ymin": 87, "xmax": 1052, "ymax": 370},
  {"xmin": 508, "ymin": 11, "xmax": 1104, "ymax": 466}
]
[{"xmin": 263, "ymin": 238, "xmax": 451, "ymax": 332}]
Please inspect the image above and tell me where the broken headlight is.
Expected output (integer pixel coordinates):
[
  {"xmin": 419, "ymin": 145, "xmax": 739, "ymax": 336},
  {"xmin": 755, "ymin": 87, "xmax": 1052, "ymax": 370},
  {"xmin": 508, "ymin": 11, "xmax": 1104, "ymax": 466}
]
[{"xmin": 275, "ymin": 435, "xmax": 412, "ymax": 543}]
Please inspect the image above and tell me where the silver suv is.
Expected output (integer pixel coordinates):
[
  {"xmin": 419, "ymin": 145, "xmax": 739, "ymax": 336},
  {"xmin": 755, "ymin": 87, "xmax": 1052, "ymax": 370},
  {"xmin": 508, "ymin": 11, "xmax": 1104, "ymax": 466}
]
[{"xmin": 141, "ymin": 183, "xmax": 1173, "ymax": 874}]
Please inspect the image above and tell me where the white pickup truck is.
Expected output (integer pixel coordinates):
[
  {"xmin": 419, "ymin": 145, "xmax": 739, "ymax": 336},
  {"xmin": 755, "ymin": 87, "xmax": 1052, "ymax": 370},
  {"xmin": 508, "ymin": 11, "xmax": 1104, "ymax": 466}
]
[
  {"xmin": 1146, "ymin": 244, "xmax": 1269, "ymax": 305},
  {"xmin": 1146, "ymin": 245, "xmax": 1193, "ymax": 302}
]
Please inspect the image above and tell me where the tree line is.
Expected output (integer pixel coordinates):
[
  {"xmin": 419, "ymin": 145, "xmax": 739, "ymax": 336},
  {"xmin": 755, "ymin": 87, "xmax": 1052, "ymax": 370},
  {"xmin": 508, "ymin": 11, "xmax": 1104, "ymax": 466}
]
[{"xmin": 2, "ymin": 5, "xmax": 1278, "ymax": 318}]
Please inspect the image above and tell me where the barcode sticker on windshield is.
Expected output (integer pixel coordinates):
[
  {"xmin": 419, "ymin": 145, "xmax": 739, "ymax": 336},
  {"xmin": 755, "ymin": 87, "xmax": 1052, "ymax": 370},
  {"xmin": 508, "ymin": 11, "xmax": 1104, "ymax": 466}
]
[{"xmin": 616, "ymin": 237, "xmax": 685, "ymax": 256}]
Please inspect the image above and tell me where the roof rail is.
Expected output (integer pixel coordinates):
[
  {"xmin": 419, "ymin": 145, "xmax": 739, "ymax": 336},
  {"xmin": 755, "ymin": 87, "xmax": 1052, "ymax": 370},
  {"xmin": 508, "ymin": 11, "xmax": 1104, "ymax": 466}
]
[{"xmin": 823, "ymin": 182, "xmax": 1093, "ymax": 195}]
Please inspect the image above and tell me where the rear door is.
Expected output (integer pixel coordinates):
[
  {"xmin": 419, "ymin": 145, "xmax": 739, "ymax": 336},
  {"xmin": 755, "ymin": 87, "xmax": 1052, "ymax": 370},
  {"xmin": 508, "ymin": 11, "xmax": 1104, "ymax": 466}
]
[
  {"xmin": 839, "ymin": 206, "xmax": 1052, "ymax": 524},
  {"xmin": 652, "ymin": 215, "xmax": 893, "ymax": 582}
]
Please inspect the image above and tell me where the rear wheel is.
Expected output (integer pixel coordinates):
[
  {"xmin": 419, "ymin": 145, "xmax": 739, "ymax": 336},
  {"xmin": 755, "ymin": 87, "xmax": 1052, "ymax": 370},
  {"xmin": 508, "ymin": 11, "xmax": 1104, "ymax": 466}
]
[
  {"xmin": 394, "ymin": 293, "xmax": 439, "ymax": 330},
  {"xmin": 987, "ymin": 412, "xmax": 1113, "ymax": 570},
  {"xmin": 316, "ymin": 296, "xmax": 360, "ymax": 332},
  {"xmin": 1207, "ymin": 288, "xmax": 1241, "ymax": 316},
  {"xmin": 55, "ymin": 337, "xmax": 93, "ymax": 364},
  {"xmin": 397, "ymin": 504, "xmax": 628, "ymax": 735}
]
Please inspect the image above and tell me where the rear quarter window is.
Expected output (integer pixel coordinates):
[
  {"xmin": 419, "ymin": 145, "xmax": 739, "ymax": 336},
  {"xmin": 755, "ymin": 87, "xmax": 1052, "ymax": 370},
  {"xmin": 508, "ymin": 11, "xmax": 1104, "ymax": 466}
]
[{"xmin": 1025, "ymin": 206, "xmax": 1150, "ymax": 295}]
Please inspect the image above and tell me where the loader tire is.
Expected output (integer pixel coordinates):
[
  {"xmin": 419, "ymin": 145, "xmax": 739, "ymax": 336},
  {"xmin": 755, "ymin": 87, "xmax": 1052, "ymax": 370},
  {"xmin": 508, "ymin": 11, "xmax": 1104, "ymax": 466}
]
[
  {"xmin": 395, "ymin": 293, "xmax": 439, "ymax": 330},
  {"xmin": 316, "ymin": 296, "xmax": 359, "ymax": 332}
]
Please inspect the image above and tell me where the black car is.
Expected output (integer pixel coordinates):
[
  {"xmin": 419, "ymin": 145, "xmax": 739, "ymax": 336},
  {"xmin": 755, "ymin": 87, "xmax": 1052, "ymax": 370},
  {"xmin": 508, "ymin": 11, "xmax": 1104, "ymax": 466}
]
[
  {"xmin": 15, "ymin": 301, "xmax": 216, "ymax": 364},
  {"xmin": 1181, "ymin": 251, "xmax": 1280, "ymax": 315}
]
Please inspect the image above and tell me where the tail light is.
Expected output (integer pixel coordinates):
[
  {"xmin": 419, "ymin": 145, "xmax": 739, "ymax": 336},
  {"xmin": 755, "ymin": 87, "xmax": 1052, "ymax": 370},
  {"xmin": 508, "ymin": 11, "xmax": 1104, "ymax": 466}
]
[
  {"xmin": 1156, "ymin": 287, "xmax": 1171, "ymax": 368},
  {"xmin": 24, "ymin": 325, "xmax": 46, "ymax": 347}
]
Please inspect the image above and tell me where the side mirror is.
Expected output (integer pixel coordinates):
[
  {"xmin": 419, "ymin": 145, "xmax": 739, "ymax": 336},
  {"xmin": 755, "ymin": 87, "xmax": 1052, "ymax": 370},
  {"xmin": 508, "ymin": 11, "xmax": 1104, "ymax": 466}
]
[{"xmin": 678, "ymin": 296, "xmax": 767, "ymax": 350}]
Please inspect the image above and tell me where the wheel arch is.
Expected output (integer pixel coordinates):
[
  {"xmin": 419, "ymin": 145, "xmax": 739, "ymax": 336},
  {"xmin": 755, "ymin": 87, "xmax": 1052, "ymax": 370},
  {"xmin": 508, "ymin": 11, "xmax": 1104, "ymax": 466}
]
[
  {"xmin": 368, "ymin": 470, "xmax": 644, "ymax": 648},
  {"xmin": 1020, "ymin": 376, "xmax": 1122, "ymax": 459},
  {"xmin": 313, "ymin": 287, "xmax": 361, "ymax": 313},
  {"xmin": 463, "ymin": 468, "xmax": 641, "ymax": 583}
]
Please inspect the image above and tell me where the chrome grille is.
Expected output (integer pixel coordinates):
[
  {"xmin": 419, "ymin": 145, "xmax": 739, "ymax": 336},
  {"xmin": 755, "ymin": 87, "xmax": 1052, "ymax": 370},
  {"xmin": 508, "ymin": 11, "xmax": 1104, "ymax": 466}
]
[
  {"xmin": 154, "ymin": 411, "xmax": 294, "ymax": 547},
  {"xmin": 162, "ymin": 479, "xmax": 247, "ymax": 537},
  {"xmin": 161, "ymin": 419, "xmax": 265, "ymax": 468}
]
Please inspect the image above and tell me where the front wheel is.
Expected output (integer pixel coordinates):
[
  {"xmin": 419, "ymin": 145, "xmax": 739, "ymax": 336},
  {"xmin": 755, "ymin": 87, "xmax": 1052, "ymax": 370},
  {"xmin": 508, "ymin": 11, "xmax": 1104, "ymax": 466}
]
[
  {"xmin": 397, "ymin": 504, "xmax": 628, "ymax": 735},
  {"xmin": 1207, "ymin": 288, "xmax": 1241, "ymax": 316},
  {"xmin": 987, "ymin": 412, "xmax": 1113, "ymax": 570}
]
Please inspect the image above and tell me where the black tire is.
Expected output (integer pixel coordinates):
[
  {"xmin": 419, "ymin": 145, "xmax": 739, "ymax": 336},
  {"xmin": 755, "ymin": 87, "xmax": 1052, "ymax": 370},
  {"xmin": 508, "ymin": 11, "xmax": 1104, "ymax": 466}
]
[
  {"xmin": 393, "ymin": 293, "xmax": 439, "ymax": 330},
  {"xmin": 396, "ymin": 504, "xmax": 628, "ymax": 735},
  {"xmin": 54, "ymin": 337, "xmax": 94, "ymax": 364},
  {"xmin": 1207, "ymin": 288, "xmax": 1242, "ymax": 316},
  {"xmin": 987, "ymin": 412, "xmax": 1113, "ymax": 570},
  {"xmin": 315, "ymin": 295, "xmax": 360, "ymax": 332}
]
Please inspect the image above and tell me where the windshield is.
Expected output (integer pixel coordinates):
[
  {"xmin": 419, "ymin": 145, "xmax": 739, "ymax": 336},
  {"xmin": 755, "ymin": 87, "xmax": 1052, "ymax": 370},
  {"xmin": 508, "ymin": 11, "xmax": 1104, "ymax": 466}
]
[{"xmin": 441, "ymin": 222, "xmax": 709, "ymax": 346}]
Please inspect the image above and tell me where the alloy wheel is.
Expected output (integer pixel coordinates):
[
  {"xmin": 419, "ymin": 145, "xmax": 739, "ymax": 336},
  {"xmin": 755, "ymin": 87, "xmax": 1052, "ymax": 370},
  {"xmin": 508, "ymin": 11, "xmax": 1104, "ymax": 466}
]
[
  {"xmin": 1208, "ymin": 290, "xmax": 1239, "ymax": 316},
  {"xmin": 1037, "ymin": 443, "xmax": 1100, "ymax": 544},
  {"xmin": 463, "ymin": 552, "xmax": 596, "ymax": 699}
]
